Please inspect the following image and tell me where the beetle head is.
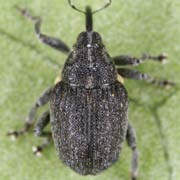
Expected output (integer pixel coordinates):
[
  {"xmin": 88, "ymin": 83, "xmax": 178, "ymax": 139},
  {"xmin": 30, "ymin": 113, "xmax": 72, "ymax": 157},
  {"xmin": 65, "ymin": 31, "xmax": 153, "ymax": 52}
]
[{"xmin": 75, "ymin": 31, "xmax": 103, "ymax": 49}]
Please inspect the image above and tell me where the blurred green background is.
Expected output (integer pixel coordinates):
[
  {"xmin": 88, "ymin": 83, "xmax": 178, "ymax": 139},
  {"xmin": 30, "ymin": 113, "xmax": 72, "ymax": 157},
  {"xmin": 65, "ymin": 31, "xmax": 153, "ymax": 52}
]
[{"xmin": 0, "ymin": 0, "xmax": 180, "ymax": 180}]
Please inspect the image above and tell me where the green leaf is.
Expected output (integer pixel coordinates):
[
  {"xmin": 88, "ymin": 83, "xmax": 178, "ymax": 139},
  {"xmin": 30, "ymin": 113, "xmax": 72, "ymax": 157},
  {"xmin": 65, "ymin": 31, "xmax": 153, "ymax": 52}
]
[{"xmin": 0, "ymin": 0, "xmax": 180, "ymax": 180}]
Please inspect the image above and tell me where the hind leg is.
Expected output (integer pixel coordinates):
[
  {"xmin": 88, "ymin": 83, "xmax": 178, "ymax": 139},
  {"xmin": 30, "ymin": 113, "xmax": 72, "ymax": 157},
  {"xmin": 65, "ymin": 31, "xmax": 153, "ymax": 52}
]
[
  {"xmin": 126, "ymin": 122, "xmax": 139, "ymax": 180},
  {"xmin": 32, "ymin": 110, "xmax": 52, "ymax": 156}
]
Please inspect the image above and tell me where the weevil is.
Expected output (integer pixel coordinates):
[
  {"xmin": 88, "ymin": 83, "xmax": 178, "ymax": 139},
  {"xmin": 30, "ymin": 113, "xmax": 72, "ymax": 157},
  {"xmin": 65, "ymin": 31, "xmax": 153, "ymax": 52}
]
[{"xmin": 8, "ymin": 0, "xmax": 175, "ymax": 179}]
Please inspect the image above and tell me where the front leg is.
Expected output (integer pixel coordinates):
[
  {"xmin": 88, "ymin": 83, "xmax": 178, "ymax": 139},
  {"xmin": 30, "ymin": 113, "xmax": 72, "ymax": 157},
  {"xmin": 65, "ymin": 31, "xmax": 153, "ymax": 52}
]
[
  {"xmin": 15, "ymin": 6, "xmax": 70, "ymax": 53},
  {"xmin": 113, "ymin": 53, "xmax": 167, "ymax": 66}
]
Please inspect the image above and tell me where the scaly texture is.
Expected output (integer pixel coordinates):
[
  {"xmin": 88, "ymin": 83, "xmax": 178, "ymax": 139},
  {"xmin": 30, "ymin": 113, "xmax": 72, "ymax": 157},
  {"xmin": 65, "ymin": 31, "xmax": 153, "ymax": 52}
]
[{"xmin": 50, "ymin": 81, "xmax": 128, "ymax": 175}]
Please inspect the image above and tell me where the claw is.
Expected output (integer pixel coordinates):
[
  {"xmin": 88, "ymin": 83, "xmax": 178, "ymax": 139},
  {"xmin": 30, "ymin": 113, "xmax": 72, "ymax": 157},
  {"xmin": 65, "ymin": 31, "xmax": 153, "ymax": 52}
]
[
  {"xmin": 131, "ymin": 171, "xmax": 138, "ymax": 180},
  {"xmin": 7, "ymin": 130, "xmax": 19, "ymax": 141},
  {"xmin": 162, "ymin": 80, "xmax": 176, "ymax": 87},
  {"xmin": 150, "ymin": 79, "xmax": 176, "ymax": 87},
  {"xmin": 32, "ymin": 146, "xmax": 43, "ymax": 157},
  {"xmin": 142, "ymin": 52, "xmax": 168, "ymax": 64},
  {"xmin": 158, "ymin": 52, "xmax": 168, "ymax": 64}
]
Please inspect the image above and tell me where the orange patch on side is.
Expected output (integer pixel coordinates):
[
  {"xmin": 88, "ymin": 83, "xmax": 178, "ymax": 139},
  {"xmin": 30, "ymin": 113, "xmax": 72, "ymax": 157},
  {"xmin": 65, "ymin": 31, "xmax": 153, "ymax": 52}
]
[
  {"xmin": 54, "ymin": 76, "xmax": 61, "ymax": 85},
  {"xmin": 117, "ymin": 74, "xmax": 124, "ymax": 84}
]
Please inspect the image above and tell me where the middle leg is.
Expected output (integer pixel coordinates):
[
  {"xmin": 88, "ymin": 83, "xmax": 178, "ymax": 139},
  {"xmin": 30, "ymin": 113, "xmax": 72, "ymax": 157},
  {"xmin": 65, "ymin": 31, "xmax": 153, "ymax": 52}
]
[
  {"xmin": 117, "ymin": 68, "xmax": 175, "ymax": 87},
  {"xmin": 33, "ymin": 110, "xmax": 52, "ymax": 156},
  {"xmin": 7, "ymin": 87, "xmax": 52, "ymax": 139}
]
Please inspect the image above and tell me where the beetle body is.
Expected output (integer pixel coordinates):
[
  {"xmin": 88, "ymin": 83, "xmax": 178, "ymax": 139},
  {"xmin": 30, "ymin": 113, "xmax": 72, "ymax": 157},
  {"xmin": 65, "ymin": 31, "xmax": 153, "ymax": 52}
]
[
  {"xmin": 8, "ymin": 1, "xmax": 175, "ymax": 179},
  {"xmin": 8, "ymin": 2, "xmax": 141, "ymax": 178},
  {"xmin": 50, "ymin": 31, "xmax": 128, "ymax": 175}
]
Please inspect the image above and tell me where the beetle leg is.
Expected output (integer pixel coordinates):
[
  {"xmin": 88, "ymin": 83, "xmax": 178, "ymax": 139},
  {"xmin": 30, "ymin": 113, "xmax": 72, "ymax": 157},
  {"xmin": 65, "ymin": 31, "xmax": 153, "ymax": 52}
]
[
  {"xmin": 15, "ymin": 6, "xmax": 70, "ymax": 53},
  {"xmin": 113, "ymin": 53, "xmax": 167, "ymax": 66},
  {"xmin": 117, "ymin": 68, "xmax": 175, "ymax": 87},
  {"xmin": 32, "ymin": 111, "xmax": 52, "ymax": 156},
  {"xmin": 126, "ymin": 122, "xmax": 138, "ymax": 180},
  {"xmin": 34, "ymin": 110, "xmax": 50, "ymax": 136},
  {"xmin": 7, "ymin": 87, "xmax": 52, "ymax": 140},
  {"xmin": 32, "ymin": 133, "xmax": 52, "ymax": 157}
]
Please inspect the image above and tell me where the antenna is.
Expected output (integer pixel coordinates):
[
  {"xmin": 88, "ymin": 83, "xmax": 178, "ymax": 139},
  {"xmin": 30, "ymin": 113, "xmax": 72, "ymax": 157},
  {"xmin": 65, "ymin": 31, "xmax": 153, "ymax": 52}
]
[{"xmin": 68, "ymin": 0, "xmax": 112, "ymax": 14}]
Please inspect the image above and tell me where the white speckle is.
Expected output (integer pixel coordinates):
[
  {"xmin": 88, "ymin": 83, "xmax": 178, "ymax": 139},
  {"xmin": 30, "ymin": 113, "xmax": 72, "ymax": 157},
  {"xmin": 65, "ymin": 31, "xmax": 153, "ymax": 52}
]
[
  {"xmin": 32, "ymin": 146, "xmax": 42, "ymax": 157},
  {"xmin": 36, "ymin": 152, "xmax": 42, "ymax": 157},
  {"xmin": 10, "ymin": 135, "xmax": 17, "ymax": 141},
  {"xmin": 32, "ymin": 146, "xmax": 38, "ymax": 152},
  {"xmin": 162, "ymin": 60, "xmax": 167, "ymax": 64},
  {"xmin": 120, "ymin": 103, "xmax": 123, "ymax": 108},
  {"xmin": 95, "ymin": 43, "xmax": 99, "ymax": 48},
  {"xmin": 87, "ymin": 44, "xmax": 92, "ymax": 48},
  {"xmin": 161, "ymin": 52, "xmax": 168, "ymax": 58}
]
